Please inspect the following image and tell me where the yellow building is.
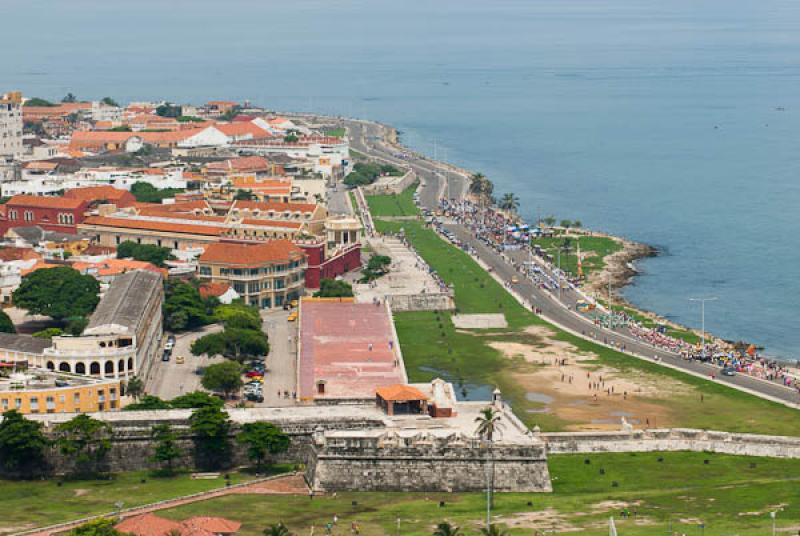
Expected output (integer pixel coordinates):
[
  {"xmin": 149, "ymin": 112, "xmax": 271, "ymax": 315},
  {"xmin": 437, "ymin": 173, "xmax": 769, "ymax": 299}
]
[{"xmin": 0, "ymin": 371, "xmax": 121, "ymax": 414}]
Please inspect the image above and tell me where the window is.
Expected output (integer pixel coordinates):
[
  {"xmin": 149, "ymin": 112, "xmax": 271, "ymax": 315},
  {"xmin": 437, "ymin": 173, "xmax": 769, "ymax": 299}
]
[
  {"xmin": 14, "ymin": 398, "xmax": 21, "ymax": 410},
  {"xmin": 233, "ymin": 282, "xmax": 246, "ymax": 294},
  {"xmin": 116, "ymin": 235, "xmax": 121, "ymax": 245},
  {"xmin": 74, "ymin": 392, "xmax": 80, "ymax": 405},
  {"xmin": 29, "ymin": 397, "xmax": 38, "ymax": 413},
  {"xmin": 8, "ymin": 209, "xmax": 16, "ymax": 220},
  {"xmin": 199, "ymin": 266, "xmax": 211, "ymax": 276},
  {"xmin": 261, "ymin": 298, "xmax": 272, "ymax": 308},
  {"xmin": 23, "ymin": 210, "xmax": 33, "ymax": 222},
  {"xmin": 110, "ymin": 388, "xmax": 117, "ymax": 400},
  {"xmin": 0, "ymin": 399, "xmax": 7, "ymax": 411},
  {"xmin": 275, "ymin": 279, "xmax": 285, "ymax": 290},
  {"xmin": 248, "ymin": 281, "xmax": 260, "ymax": 293},
  {"xmin": 46, "ymin": 396, "xmax": 55, "ymax": 411}
]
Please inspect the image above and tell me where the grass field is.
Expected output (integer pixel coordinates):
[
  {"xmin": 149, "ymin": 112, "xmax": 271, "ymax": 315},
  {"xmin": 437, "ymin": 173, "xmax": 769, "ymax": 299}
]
[
  {"xmin": 155, "ymin": 452, "xmax": 800, "ymax": 535},
  {"xmin": 323, "ymin": 127, "xmax": 346, "ymax": 138},
  {"xmin": 365, "ymin": 182, "xmax": 419, "ymax": 217},
  {"xmin": 531, "ymin": 235, "xmax": 622, "ymax": 277},
  {"xmin": 0, "ymin": 469, "xmax": 266, "ymax": 532},
  {"xmin": 370, "ymin": 217, "xmax": 800, "ymax": 435}
]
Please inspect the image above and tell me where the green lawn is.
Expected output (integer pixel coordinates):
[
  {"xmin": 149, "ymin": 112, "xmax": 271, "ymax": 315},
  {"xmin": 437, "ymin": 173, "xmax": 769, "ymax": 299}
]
[
  {"xmin": 531, "ymin": 235, "xmax": 622, "ymax": 278},
  {"xmin": 155, "ymin": 452, "xmax": 800, "ymax": 535},
  {"xmin": 323, "ymin": 127, "xmax": 346, "ymax": 138},
  {"xmin": 371, "ymin": 218, "xmax": 800, "ymax": 435},
  {"xmin": 365, "ymin": 183, "xmax": 420, "ymax": 218},
  {"xmin": 0, "ymin": 470, "xmax": 262, "ymax": 532}
]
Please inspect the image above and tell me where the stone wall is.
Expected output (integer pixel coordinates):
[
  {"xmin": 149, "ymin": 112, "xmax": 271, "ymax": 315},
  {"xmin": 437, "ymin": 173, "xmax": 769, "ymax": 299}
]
[
  {"xmin": 542, "ymin": 428, "xmax": 800, "ymax": 458},
  {"xmin": 308, "ymin": 431, "xmax": 552, "ymax": 493},
  {"xmin": 361, "ymin": 170, "xmax": 417, "ymax": 196},
  {"xmin": 388, "ymin": 292, "xmax": 455, "ymax": 312}
]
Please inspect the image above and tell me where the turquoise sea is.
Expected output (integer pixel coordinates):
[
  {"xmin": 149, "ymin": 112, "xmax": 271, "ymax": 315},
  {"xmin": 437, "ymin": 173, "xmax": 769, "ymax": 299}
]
[{"xmin": 3, "ymin": 0, "xmax": 800, "ymax": 360}]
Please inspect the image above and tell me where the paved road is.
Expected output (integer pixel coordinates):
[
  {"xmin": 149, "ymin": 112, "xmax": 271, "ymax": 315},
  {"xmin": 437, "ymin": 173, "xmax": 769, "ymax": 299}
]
[
  {"xmin": 326, "ymin": 183, "xmax": 352, "ymax": 215},
  {"xmin": 146, "ymin": 326, "xmax": 224, "ymax": 400},
  {"xmin": 259, "ymin": 309, "xmax": 298, "ymax": 407},
  {"xmin": 334, "ymin": 116, "xmax": 800, "ymax": 408}
]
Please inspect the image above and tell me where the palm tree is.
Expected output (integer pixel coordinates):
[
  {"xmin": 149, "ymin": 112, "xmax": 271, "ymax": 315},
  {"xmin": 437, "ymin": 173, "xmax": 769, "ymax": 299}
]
[
  {"xmin": 542, "ymin": 215, "xmax": 556, "ymax": 228},
  {"xmin": 433, "ymin": 522, "xmax": 463, "ymax": 536},
  {"xmin": 480, "ymin": 525, "xmax": 509, "ymax": 536},
  {"xmin": 499, "ymin": 193, "xmax": 519, "ymax": 213},
  {"xmin": 263, "ymin": 522, "xmax": 293, "ymax": 536},
  {"xmin": 573, "ymin": 220, "xmax": 582, "ymax": 229},
  {"xmin": 469, "ymin": 172, "xmax": 486, "ymax": 196},
  {"xmin": 474, "ymin": 406, "xmax": 503, "ymax": 442}
]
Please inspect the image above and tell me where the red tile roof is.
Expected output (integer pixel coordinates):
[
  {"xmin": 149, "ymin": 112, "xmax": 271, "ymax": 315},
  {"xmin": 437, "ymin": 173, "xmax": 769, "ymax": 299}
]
[
  {"xmin": 240, "ymin": 219, "xmax": 303, "ymax": 229},
  {"xmin": 6, "ymin": 194, "xmax": 87, "ymax": 210},
  {"xmin": 82, "ymin": 216, "xmax": 228, "ymax": 236},
  {"xmin": 180, "ymin": 517, "xmax": 241, "ymax": 535},
  {"xmin": 206, "ymin": 156, "xmax": 271, "ymax": 173},
  {"xmin": 200, "ymin": 240, "xmax": 304, "ymax": 265},
  {"xmin": 64, "ymin": 186, "xmax": 136, "ymax": 206},
  {"xmin": 376, "ymin": 384, "xmax": 428, "ymax": 402},
  {"xmin": 0, "ymin": 247, "xmax": 42, "ymax": 262},
  {"xmin": 232, "ymin": 200, "xmax": 318, "ymax": 214},
  {"xmin": 135, "ymin": 200, "xmax": 210, "ymax": 216},
  {"xmin": 199, "ymin": 282, "xmax": 232, "ymax": 298},
  {"xmin": 216, "ymin": 122, "xmax": 270, "ymax": 139}
]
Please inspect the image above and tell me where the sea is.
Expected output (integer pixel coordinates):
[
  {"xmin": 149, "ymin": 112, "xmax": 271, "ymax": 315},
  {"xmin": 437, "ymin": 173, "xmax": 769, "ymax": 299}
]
[{"xmin": 3, "ymin": 0, "xmax": 800, "ymax": 361}]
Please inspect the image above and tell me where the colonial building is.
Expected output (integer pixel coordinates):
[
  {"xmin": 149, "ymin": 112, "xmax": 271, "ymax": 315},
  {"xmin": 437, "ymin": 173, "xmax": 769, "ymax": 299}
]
[
  {"xmin": 0, "ymin": 194, "xmax": 90, "ymax": 234},
  {"xmin": 0, "ymin": 371, "xmax": 121, "ymax": 414},
  {"xmin": 198, "ymin": 240, "xmax": 306, "ymax": 309}
]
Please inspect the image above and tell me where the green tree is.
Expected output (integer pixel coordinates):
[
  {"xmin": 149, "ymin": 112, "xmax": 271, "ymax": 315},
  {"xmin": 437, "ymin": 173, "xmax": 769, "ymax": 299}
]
[
  {"xmin": 66, "ymin": 316, "xmax": 89, "ymax": 336},
  {"xmin": 117, "ymin": 241, "xmax": 174, "ymax": 267},
  {"xmin": 200, "ymin": 361, "xmax": 243, "ymax": 398},
  {"xmin": 126, "ymin": 376, "xmax": 144, "ymax": 400},
  {"xmin": 62, "ymin": 93, "xmax": 78, "ymax": 103},
  {"xmin": 32, "ymin": 327, "xmax": 63, "ymax": 338},
  {"xmin": 25, "ymin": 97, "xmax": 56, "ymax": 107},
  {"xmin": 55, "ymin": 414, "xmax": 112, "ymax": 476},
  {"xmin": 163, "ymin": 280, "xmax": 218, "ymax": 332},
  {"xmin": 189, "ymin": 406, "xmax": 231, "ymax": 470},
  {"xmin": 0, "ymin": 410, "xmax": 50, "ymax": 476},
  {"xmin": 150, "ymin": 424, "xmax": 182, "ymax": 474},
  {"xmin": 0, "ymin": 310, "xmax": 15, "ymax": 334},
  {"xmin": 499, "ymin": 193, "xmax": 520, "ymax": 213},
  {"xmin": 433, "ymin": 522, "xmax": 463, "ymax": 536},
  {"xmin": 13, "ymin": 266, "xmax": 100, "ymax": 322},
  {"xmin": 542, "ymin": 215, "xmax": 556, "ymax": 227},
  {"xmin": 283, "ymin": 134, "xmax": 299, "ymax": 143},
  {"xmin": 155, "ymin": 103, "xmax": 182, "ymax": 118},
  {"xmin": 313, "ymin": 278, "xmax": 353, "ymax": 298},
  {"xmin": 215, "ymin": 302, "xmax": 262, "ymax": 330},
  {"xmin": 573, "ymin": 220, "xmax": 582, "ymax": 229},
  {"xmin": 130, "ymin": 181, "xmax": 183, "ymax": 203},
  {"xmin": 191, "ymin": 328, "xmax": 268, "ymax": 361},
  {"xmin": 170, "ymin": 391, "xmax": 224, "ymax": 409},
  {"xmin": 474, "ymin": 406, "xmax": 503, "ymax": 442},
  {"xmin": 123, "ymin": 395, "xmax": 170, "ymax": 411},
  {"xmin": 68, "ymin": 518, "xmax": 125, "ymax": 536},
  {"xmin": 100, "ymin": 97, "xmax": 119, "ymax": 107},
  {"xmin": 480, "ymin": 526, "xmax": 509, "ymax": 536},
  {"xmin": 234, "ymin": 189, "xmax": 255, "ymax": 201},
  {"xmin": 237, "ymin": 422, "xmax": 290, "ymax": 473},
  {"xmin": 560, "ymin": 219, "xmax": 572, "ymax": 230},
  {"xmin": 263, "ymin": 523, "xmax": 294, "ymax": 536},
  {"xmin": 108, "ymin": 125, "xmax": 132, "ymax": 132}
]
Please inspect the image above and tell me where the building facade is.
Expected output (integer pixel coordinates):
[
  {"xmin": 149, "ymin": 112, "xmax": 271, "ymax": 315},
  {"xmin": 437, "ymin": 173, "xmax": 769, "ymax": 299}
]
[
  {"xmin": 0, "ymin": 92, "xmax": 23, "ymax": 159},
  {"xmin": 0, "ymin": 373, "xmax": 121, "ymax": 414},
  {"xmin": 198, "ymin": 240, "xmax": 306, "ymax": 309}
]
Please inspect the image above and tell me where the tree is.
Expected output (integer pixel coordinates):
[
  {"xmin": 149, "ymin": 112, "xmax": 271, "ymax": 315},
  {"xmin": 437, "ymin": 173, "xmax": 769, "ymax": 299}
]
[
  {"xmin": 155, "ymin": 103, "xmax": 182, "ymax": 118},
  {"xmin": 220, "ymin": 106, "xmax": 242, "ymax": 121},
  {"xmin": 234, "ymin": 189, "xmax": 255, "ymax": 201},
  {"xmin": 25, "ymin": 97, "xmax": 56, "ymax": 107},
  {"xmin": 542, "ymin": 215, "xmax": 556, "ymax": 227},
  {"xmin": 0, "ymin": 310, "xmax": 15, "ymax": 334},
  {"xmin": 108, "ymin": 125, "xmax": 132, "ymax": 132},
  {"xmin": 499, "ymin": 193, "xmax": 520, "ymax": 213},
  {"xmin": 189, "ymin": 406, "xmax": 231, "ymax": 470},
  {"xmin": 433, "ymin": 523, "xmax": 463, "ymax": 536},
  {"xmin": 215, "ymin": 302, "xmax": 262, "ymax": 331},
  {"xmin": 0, "ymin": 410, "xmax": 50, "ymax": 475},
  {"xmin": 130, "ymin": 181, "xmax": 183, "ymax": 203},
  {"xmin": 13, "ymin": 266, "xmax": 100, "ymax": 322},
  {"xmin": 192, "ymin": 328, "xmax": 268, "ymax": 361},
  {"xmin": 126, "ymin": 376, "xmax": 144, "ymax": 400},
  {"xmin": 33, "ymin": 327, "xmax": 63, "ymax": 338},
  {"xmin": 68, "ymin": 518, "xmax": 125, "ymax": 536},
  {"xmin": 573, "ymin": 220, "xmax": 582, "ymax": 229},
  {"xmin": 474, "ymin": 406, "xmax": 503, "ymax": 442},
  {"xmin": 468, "ymin": 173, "xmax": 494, "ymax": 206},
  {"xmin": 124, "ymin": 395, "xmax": 171, "ymax": 411},
  {"xmin": 313, "ymin": 278, "xmax": 353, "ymax": 298},
  {"xmin": 150, "ymin": 424, "xmax": 182, "ymax": 474},
  {"xmin": 263, "ymin": 523, "xmax": 294, "ymax": 536},
  {"xmin": 100, "ymin": 97, "xmax": 119, "ymax": 107},
  {"xmin": 283, "ymin": 134, "xmax": 299, "ymax": 143},
  {"xmin": 66, "ymin": 316, "xmax": 89, "ymax": 336},
  {"xmin": 560, "ymin": 219, "xmax": 572, "ymax": 230},
  {"xmin": 237, "ymin": 422, "xmax": 290, "ymax": 473},
  {"xmin": 163, "ymin": 280, "xmax": 217, "ymax": 332},
  {"xmin": 55, "ymin": 414, "xmax": 112, "ymax": 476},
  {"xmin": 170, "ymin": 391, "xmax": 224, "ymax": 409},
  {"xmin": 117, "ymin": 241, "xmax": 174, "ymax": 267},
  {"xmin": 62, "ymin": 93, "xmax": 78, "ymax": 103},
  {"xmin": 200, "ymin": 361, "xmax": 243, "ymax": 398}
]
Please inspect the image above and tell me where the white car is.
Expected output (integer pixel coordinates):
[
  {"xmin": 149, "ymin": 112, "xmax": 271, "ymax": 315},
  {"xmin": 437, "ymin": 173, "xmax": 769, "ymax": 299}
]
[{"xmin": 164, "ymin": 340, "xmax": 175, "ymax": 351}]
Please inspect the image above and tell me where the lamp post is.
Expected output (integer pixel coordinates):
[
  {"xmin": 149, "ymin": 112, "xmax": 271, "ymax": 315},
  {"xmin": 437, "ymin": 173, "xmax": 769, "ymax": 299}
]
[
  {"xmin": 689, "ymin": 297, "xmax": 717, "ymax": 360},
  {"xmin": 770, "ymin": 510, "xmax": 776, "ymax": 536}
]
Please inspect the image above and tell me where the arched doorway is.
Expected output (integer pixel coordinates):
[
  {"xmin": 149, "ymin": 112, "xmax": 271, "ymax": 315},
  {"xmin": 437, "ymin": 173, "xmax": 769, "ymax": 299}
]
[
  {"xmin": 58, "ymin": 362, "xmax": 71, "ymax": 373},
  {"xmin": 104, "ymin": 361, "xmax": 114, "ymax": 376},
  {"xmin": 46, "ymin": 361, "xmax": 55, "ymax": 371},
  {"xmin": 75, "ymin": 362, "xmax": 86, "ymax": 374},
  {"xmin": 90, "ymin": 362, "xmax": 100, "ymax": 375}
]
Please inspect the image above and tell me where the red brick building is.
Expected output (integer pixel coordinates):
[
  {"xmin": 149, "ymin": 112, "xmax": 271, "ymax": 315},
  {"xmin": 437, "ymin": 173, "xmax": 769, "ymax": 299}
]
[{"xmin": 0, "ymin": 195, "xmax": 90, "ymax": 234}]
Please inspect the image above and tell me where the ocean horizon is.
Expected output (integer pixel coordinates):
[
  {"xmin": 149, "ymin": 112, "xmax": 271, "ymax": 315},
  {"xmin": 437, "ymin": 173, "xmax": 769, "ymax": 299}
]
[{"xmin": 3, "ymin": 0, "xmax": 800, "ymax": 361}]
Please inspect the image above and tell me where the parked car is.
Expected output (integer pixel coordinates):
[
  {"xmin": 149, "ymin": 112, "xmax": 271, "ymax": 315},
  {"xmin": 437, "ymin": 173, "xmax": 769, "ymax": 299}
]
[
  {"xmin": 175, "ymin": 355, "xmax": 185, "ymax": 365},
  {"xmin": 164, "ymin": 340, "xmax": 174, "ymax": 351},
  {"xmin": 161, "ymin": 351, "xmax": 170, "ymax": 362},
  {"xmin": 721, "ymin": 367, "xmax": 736, "ymax": 377}
]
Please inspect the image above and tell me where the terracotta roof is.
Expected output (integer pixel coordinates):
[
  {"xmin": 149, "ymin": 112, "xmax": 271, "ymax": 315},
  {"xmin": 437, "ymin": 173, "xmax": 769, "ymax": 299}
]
[
  {"xmin": 72, "ymin": 258, "xmax": 167, "ymax": 278},
  {"xmin": 240, "ymin": 219, "xmax": 303, "ymax": 229},
  {"xmin": 0, "ymin": 247, "xmax": 42, "ymax": 262},
  {"xmin": 376, "ymin": 384, "xmax": 428, "ymax": 402},
  {"xmin": 6, "ymin": 194, "xmax": 87, "ymax": 210},
  {"xmin": 232, "ymin": 200, "xmax": 318, "ymax": 214},
  {"xmin": 23, "ymin": 161, "xmax": 58, "ymax": 171},
  {"xmin": 82, "ymin": 216, "xmax": 228, "ymax": 236},
  {"xmin": 82, "ymin": 244, "xmax": 116, "ymax": 256},
  {"xmin": 200, "ymin": 240, "xmax": 304, "ymax": 265},
  {"xmin": 64, "ymin": 186, "xmax": 135, "ymax": 205},
  {"xmin": 115, "ymin": 513, "xmax": 181, "ymax": 536},
  {"xmin": 180, "ymin": 517, "xmax": 241, "ymax": 535},
  {"xmin": 206, "ymin": 155, "xmax": 270, "ymax": 172},
  {"xmin": 199, "ymin": 282, "xmax": 232, "ymax": 298},
  {"xmin": 135, "ymin": 200, "xmax": 210, "ymax": 215},
  {"xmin": 216, "ymin": 122, "xmax": 270, "ymax": 138},
  {"xmin": 20, "ymin": 261, "xmax": 60, "ymax": 276}
]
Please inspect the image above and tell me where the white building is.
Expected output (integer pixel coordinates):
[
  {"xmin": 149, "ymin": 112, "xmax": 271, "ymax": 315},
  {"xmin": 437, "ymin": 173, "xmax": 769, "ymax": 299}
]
[
  {"xmin": 90, "ymin": 101, "xmax": 123, "ymax": 123},
  {"xmin": 1, "ymin": 166, "xmax": 188, "ymax": 197},
  {"xmin": 0, "ymin": 92, "xmax": 23, "ymax": 159}
]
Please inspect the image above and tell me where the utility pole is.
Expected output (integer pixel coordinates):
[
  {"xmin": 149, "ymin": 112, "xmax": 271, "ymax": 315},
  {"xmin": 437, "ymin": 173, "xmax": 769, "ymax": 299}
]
[{"xmin": 689, "ymin": 297, "xmax": 718, "ymax": 359}]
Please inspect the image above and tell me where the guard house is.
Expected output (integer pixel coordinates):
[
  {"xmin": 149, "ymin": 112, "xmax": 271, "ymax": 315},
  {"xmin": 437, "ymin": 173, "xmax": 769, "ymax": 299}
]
[{"xmin": 376, "ymin": 384, "xmax": 428, "ymax": 416}]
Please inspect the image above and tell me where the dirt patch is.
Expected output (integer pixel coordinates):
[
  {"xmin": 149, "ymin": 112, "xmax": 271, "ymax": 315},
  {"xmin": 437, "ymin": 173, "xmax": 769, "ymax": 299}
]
[
  {"xmin": 73, "ymin": 489, "xmax": 90, "ymax": 497},
  {"xmin": 490, "ymin": 325, "xmax": 689, "ymax": 430},
  {"xmin": 495, "ymin": 507, "xmax": 581, "ymax": 532},
  {"xmin": 452, "ymin": 313, "xmax": 508, "ymax": 329},
  {"xmin": 0, "ymin": 524, "xmax": 35, "ymax": 534}
]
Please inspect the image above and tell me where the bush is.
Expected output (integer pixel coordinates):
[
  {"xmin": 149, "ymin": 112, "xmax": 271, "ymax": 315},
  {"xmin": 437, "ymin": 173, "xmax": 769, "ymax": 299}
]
[
  {"xmin": 313, "ymin": 278, "xmax": 353, "ymax": 298},
  {"xmin": 117, "ymin": 241, "xmax": 174, "ymax": 267}
]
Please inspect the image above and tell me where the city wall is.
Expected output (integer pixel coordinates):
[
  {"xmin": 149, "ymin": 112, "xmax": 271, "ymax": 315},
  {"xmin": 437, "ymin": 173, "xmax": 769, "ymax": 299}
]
[{"xmin": 361, "ymin": 170, "xmax": 417, "ymax": 196}]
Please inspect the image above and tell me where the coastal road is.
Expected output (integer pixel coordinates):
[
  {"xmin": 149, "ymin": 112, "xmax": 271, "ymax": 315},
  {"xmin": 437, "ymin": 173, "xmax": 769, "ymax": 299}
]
[{"xmin": 336, "ymin": 116, "xmax": 800, "ymax": 408}]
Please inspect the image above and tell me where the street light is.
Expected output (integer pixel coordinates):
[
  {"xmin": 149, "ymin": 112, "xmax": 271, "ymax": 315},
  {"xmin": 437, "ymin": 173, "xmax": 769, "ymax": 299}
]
[
  {"xmin": 770, "ymin": 510, "xmax": 777, "ymax": 536},
  {"xmin": 689, "ymin": 297, "xmax": 718, "ymax": 360}
]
